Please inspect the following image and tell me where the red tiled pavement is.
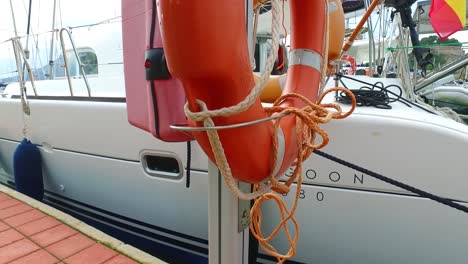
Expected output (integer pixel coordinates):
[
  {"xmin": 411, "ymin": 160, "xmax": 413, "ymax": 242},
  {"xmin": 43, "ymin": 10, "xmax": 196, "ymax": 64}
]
[
  {"xmin": 45, "ymin": 233, "xmax": 96, "ymax": 259},
  {"xmin": 8, "ymin": 250, "xmax": 58, "ymax": 264},
  {"xmin": 0, "ymin": 229, "xmax": 24, "ymax": 247},
  {"xmin": 0, "ymin": 204, "xmax": 34, "ymax": 219},
  {"xmin": 0, "ymin": 192, "xmax": 141, "ymax": 263},
  {"xmin": 104, "ymin": 255, "xmax": 139, "ymax": 264},
  {"xmin": 0, "ymin": 221, "xmax": 10, "ymax": 233},
  {"xmin": 0, "ymin": 238, "xmax": 40, "ymax": 263},
  {"xmin": 30, "ymin": 224, "xmax": 78, "ymax": 247},
  {"xmin": 16, "ymin": 216, "xmax": 61, "ymax": 236},
  {"xmin": 3, "ymin": 209, "xmax": 46, "ymax": 227},
  {"xmin": 0, "ymin": 198, "xmax": 21, "ymax": 210},
  {"xmin": 64, "ymin": 243, "xmax": 118, "ymax": 264},
  {"xmin": 0, "ymin": 193, "xmax": 12, "ymax": 202}
]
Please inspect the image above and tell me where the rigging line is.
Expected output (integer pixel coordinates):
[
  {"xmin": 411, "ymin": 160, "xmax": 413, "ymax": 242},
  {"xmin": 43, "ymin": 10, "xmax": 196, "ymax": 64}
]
[
  {"xmin": 8, "ymin": 0, "xmax": 19, "ymax": 37},
  {"xmin": 33, "ymin": 34, "xmax": 45, "ymax": 76},
  {"xmin": 0, "ymin": 70, "xmax": 18, "ymax": 76},
  {"xmin": 43, "ymin": 37, "xmax": 50, "ymax": 75},
  {"xmin": 387, "ymin": 42, "xmax": 468, "ymax": 51},
  {"xmin": 0, "ymin": 38, "xmax": 14, "ymax": 45},
  {"xmin": 33, "ymin": 0, "xmax": 44, "ymax": 73},
  {"xmin": 2, "ymin": 14, "xmax": 128, "ymax": 41},
  {"xmin": 58, "ymin": 0, "xmax": 63, "ymax": 29},
  {"xmin": 68, "ymin": 16, "xmax": 123, "ymax": 30},
  {"xmin": 36, "ymin": 0, "xmax": 41, "ymax": 32},
  {"xmin": 1, "ymin": 30, "xmax": 52, "ymax": 42},
  {"xmin": 313, "ymin": 149, "xmax": 468, "ymax": 214},
  {"xmin": 67, "ymin": 9, "xmax": 147, "ymax": 31}
]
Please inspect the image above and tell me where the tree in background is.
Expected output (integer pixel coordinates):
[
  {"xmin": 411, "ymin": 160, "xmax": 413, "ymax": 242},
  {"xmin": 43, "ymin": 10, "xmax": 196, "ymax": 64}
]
[{"xmin": 410, "ymin": 35, "xmax": 463, "ymax": 70}]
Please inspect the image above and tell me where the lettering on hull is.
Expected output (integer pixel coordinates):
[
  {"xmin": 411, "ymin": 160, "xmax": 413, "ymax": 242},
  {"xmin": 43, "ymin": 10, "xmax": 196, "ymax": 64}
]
[{"xmin": 283, "ymin": 167, "xmax": 365, "ymax": 187}]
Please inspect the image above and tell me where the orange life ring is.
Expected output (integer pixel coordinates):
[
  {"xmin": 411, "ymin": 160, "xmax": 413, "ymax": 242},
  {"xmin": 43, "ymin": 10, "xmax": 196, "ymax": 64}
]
[
  {"xmin": 259, "ymin": 0, "xmax": 344, "ymax": 103},
  {"xmin": 341, "ymin": 54, "xmax": 357, "ymax": 75},
  {"xmin": 159, "ymin": 0, "xmax": 337, "ymax": 183}
]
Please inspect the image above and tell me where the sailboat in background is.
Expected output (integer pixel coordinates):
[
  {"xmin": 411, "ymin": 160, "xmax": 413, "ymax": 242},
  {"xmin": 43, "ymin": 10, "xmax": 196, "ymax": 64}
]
[{"xmin": 0, "ymin": 0, "xmax": 468, "ymax": 263}]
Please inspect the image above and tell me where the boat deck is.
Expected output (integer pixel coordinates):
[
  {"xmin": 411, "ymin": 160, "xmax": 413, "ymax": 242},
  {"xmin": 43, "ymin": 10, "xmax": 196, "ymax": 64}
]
[{"xmin": 0, "ymin": 186, "xmax": 163, "ymax": 264}]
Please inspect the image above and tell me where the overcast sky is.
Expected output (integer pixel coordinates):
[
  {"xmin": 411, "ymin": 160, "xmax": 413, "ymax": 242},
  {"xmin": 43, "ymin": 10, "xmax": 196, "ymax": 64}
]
[
  {"xmin": 0, "ymin": 0, "xmax": 120, "ymax": 40},
  {"xmin": 0, "ymin": 0, "xmax": 121, "ymax": 77}
]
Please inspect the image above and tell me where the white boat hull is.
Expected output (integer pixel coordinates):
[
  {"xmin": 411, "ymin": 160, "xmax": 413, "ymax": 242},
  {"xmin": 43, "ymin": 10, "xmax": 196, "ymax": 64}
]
[{"xmin": 0, "ymin": 77, "xmax": 468, "ymax": 263}]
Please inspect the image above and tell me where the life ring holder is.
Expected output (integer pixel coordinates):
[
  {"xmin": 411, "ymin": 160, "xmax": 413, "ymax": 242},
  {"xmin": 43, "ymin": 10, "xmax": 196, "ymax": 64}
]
[
  {"xmin": 161, "ymin": 0, "xmax": 357, "ymax": 199},
  {"xmin": 170, "ymin": 113, "xmax": 288, "ymax": 132}
]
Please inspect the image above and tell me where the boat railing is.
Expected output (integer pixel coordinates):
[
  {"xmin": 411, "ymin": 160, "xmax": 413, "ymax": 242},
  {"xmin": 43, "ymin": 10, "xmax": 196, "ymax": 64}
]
[
  {"xmin": 415, "ymin": 53, "xmax": 468, "ymax": 92},
  {"xmin": 11, "ymin": 37, "xmax": 37, "ymax": 96},
  {"xmin": 59, "ymin": 28, "xmax": 92, "ymax": 97}
]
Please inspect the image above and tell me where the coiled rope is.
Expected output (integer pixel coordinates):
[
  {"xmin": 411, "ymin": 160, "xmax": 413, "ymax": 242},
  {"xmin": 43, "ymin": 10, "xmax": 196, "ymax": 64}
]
[{"xmin": 250, "ymin": 89, "xmax": 356, "ymax": 263}]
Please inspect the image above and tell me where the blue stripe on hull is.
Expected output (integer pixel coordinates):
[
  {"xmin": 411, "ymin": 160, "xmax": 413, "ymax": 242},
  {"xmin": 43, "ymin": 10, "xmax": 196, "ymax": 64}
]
[
  {"xmin": 43, "ymin": 195, "xmax": 208, "ymax": 264},
  {"xmin": 45, "ymin": 190, "xmax": 208, "ymax": 244}
]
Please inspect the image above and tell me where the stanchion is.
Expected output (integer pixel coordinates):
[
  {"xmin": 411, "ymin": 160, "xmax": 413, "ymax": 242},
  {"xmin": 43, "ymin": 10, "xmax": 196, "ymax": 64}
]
[
  {"xmin": 208, "ymin": 1, "xmax": 253, "ymax": 262},
  {"xmin": 208, "ymin": 161, "xmax": 251, "ymax": 263}
]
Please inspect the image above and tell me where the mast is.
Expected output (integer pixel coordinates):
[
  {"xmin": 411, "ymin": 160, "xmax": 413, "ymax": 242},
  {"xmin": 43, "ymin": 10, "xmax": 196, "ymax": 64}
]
[
  {"xmin": 48, "ymin": 0, "xmax": 57, "ymax": 79},
  {"xmin": 8, "ymin": 0, "xmax": 19, "ymax": 37}
]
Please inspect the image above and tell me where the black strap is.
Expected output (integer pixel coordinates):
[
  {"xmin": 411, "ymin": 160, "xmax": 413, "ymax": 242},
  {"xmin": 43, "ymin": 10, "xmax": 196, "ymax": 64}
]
[
  {"xmin": 313, "ymin": 149, "xmax": 468, "ymax": 214},
  {"xmin": 186, "ymin": 141, "xmax": 192, "ymax": 188}
]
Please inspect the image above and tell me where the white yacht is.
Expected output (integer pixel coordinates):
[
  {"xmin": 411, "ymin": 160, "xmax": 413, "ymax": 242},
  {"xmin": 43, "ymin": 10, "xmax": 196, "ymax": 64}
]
[{"xmin": 0, "ymin": 0, "xmax": 468, "ymax": 263}]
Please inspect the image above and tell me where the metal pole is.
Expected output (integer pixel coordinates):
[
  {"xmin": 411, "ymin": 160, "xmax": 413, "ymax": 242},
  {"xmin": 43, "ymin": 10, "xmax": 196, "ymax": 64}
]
[
  {"xmin": 415, "ymin": 54, "xmax": 468, "ymax": 91},
  {"xmin": 413, "ymin": 5, "xmax": 421, "ymax": 88},
  {"xmin": 48, "ymin": 0, "xmax": 57, "ymax": 80},
  {"xmin": 365, "ymin": 0, "xmax": 375, "ymax": 75},
  {"xmin": 194, "ymin": 1, "xmax": 255, "ymax": 259},
  {"xmin": 25, "ymin": 0, "xmax": 33, "ymax": 47},
  {"xmin": 22, "ymin": 0, "xmax": 33, "ymax": 80},
  {"xmin": 208, "ymin": 160, "xmax": 250, "ymax": 264}
]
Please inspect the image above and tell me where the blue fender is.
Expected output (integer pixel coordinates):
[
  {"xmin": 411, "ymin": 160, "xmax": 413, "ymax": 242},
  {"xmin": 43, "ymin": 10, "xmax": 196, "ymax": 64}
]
[{"xmin": 13, "ymin": 139, "xmax": 44, "ymax": 201}]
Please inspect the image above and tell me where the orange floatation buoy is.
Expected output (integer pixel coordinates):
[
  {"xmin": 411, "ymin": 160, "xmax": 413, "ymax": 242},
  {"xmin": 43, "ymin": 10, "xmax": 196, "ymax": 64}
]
[
  {"xmin": 159, "ymin": 0, "xmax": 344, "ymax": 184},
  {"xmin": 257, "ymin": 74, "xmax": 286, "ymax": 103},
  {"xmin": 259, "ymin": 0, "xmax": 345, "ymax": 103}
]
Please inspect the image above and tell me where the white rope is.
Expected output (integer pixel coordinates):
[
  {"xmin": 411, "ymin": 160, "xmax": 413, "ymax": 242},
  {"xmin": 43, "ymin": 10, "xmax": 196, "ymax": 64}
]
[
  {"xmin": 391, "ymin": 24, "xmax": 464, "ymax": 123},
  {"xmin": 320, "ymin": 1, "xmax": 330, "ymax": 91},
  {"xmin": 11, "ymin": 38, "xmax": 31, "ymax": 139},
  {"xmin": 184, "ymin": 0, "xmax": 282, "ymax": 200}
]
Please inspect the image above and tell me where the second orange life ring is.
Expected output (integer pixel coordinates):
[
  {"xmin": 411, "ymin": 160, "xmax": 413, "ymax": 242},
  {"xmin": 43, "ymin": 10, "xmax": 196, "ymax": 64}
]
[
  {"xmin": 159, "ymin": 0, "xmax": 342, "ymax": 184},
  {"xmin": 341, "ymin": 54, "xmax": 357, "ymax": 75},
  {"xmin": 259, "ymin": 0, "xmax": 345, "ymax": 103}
]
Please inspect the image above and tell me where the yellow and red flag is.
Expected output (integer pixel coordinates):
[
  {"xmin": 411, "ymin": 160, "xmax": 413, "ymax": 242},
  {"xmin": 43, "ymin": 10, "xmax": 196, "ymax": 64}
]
[{"xmin": 429, "ymin": 0, "xmax": 466, "ymax": 41}]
